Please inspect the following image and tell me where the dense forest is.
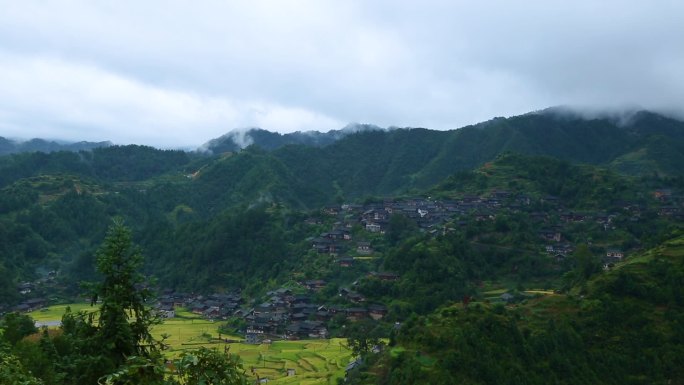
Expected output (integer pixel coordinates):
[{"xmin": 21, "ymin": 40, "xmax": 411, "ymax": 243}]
[
  {"xmin": 1, "ymin": 109, "xmax": 683, "ymax": 384},
  {"xmin": 347, "ymin": 234, "xmax": 684, "ymax": 385}
]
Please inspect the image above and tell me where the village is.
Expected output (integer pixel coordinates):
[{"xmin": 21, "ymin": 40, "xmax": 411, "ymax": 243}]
[
  {"xmin": 6, "ymin": 187, "xmax": 683, "ymax": 345},
  {"xmin": 148, "ymin": 187, "xmax": 682, "ymax": 344}
]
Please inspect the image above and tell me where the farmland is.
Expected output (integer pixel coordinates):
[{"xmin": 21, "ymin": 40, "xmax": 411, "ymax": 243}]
[{"xmin": 29, "ymin": 304, "xmax": 353, "ymax": 384}]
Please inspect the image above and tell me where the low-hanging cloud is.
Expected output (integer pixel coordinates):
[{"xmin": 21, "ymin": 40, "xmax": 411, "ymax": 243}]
[
  {"xmin": 0, "ymin": 53, "xmax": 342, "ymax": 147},
  {"xmin": 1, "ymin": 0, "xmax": 683, "ymax": 147}
]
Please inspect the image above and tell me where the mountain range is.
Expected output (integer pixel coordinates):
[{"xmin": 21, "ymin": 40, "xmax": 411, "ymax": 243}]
[
  {"xmin": 0, "ymin": 137, "xmax": 111, "ymax": 156},
  {"xmin": 198, "ymin": 123, "xmax": 386, "ymax": 153},
  {"xmin": 4, "ymin": 107, "xmax": 684, "ymax": 181},
  {"xmin": 1, "ymin": 107, "xmax": 684, "ymax": 384},
  {"xmin": 190, "ymin": 108, "xmax": 684, "ymax": 209},
  {"xmin": 2, "ymin": 108, "xmax": 683, "ymax": 212},
  {"xmin": 198, "ymin": 108, "xmax": 684, "ymax": 179}
]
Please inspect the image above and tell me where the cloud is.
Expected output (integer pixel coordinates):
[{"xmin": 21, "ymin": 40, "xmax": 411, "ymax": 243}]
[
  {"xmin": 0, "ymin": 52, "xmax": 342, "ymax": 147},
  {"xmin": 1, "ymin": 1, "xmax": 683, "ymax": 146}
]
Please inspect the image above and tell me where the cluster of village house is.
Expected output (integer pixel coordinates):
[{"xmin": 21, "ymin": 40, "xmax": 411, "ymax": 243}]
[
  {"xmin": 312, "ymin": 188, "xmax": 682, "ymax": 271},
  {"xmin": 5, "ymin": 271, "xmax": 58, "ymax": 314},
  {"xmin": 153, "ymin": 281, "xmax": 391, "ymax": 344},
  {"xmin": 5, "ymin": 188, "xmax": 682, "ymax": 332}
]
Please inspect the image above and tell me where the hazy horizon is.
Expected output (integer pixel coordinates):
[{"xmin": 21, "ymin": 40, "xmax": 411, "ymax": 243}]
[{"xmin": 3, "ymin": 105, "xmax": 684, "ymax": 150}]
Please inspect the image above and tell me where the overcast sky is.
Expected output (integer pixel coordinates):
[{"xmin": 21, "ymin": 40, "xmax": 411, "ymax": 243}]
[{"xmin": 1, "ymin": 1, "xmax": 683, "ymax": 148}]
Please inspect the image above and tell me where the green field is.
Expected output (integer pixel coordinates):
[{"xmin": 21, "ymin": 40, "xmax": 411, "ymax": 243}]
[
  {"xmin": 29, "ymin": 302, "xmax": 96, "ymax": 322},
  {"xmin": 225, "ymin": 339, "xmax": 351, "ymax": 384},
  {"xmin": 29, "ymin": 305, "xmax": 353, "ymax": 384},
  {"xmin": 150, "ymin": 308, "xmax": 238, "ymax": 352}
]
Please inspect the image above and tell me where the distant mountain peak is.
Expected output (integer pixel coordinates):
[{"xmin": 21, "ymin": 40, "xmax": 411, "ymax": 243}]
[
  {"xmin": 199, "ymin": 123, "xmax": 388, "ymax": 154},
  {"xmin": 531, "ymin": 105, "xmax": 659, "ymax": 127},
  {"xmin": 0, "ymin": 137, "xmax": 112, "ymax": 155},
  {"xmin": 339, "ymin": 123, "xmax": 385, "ymax": 133}
]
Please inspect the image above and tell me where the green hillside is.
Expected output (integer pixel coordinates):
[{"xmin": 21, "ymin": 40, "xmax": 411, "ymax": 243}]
[
  {"xmin": 1, "ymin": 110, "xmax": 683, "ymax": 214},
  {"xmin": 352, "ymin": 233, "xmax": 684, "ymax": 385},
  {"xmin": 1, "ymin": 108, "xmax": 683, "ymax": 384},
  {"xmin": 1, "ymin": 145, "xmax": 681, "ymax": 297}
]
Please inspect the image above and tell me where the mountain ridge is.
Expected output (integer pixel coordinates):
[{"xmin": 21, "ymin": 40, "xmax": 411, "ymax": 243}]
[
  {"xmin": 198, "ymin": 123, "xmax": 386, "ymax": 153},
  {"xmin": 2, "ymin": 108, "xmax": 683, "ymax": 213},
  {"xmin": 1, "ymin": 106, "xmax": 683, "ymax": 385},
  {"xmin": 3, "ymin": 107, "xmax": 683, "ymax": 158},
  {"xmin": 0, "ymin": 137, "xmax": 112, "ymax": 156}
]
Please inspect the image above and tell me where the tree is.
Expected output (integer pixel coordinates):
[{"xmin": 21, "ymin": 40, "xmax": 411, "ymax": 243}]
[
  {"xmin": 0, "ymin": 262, "xmax": 18, "ymax": 305},
  {"xmin": 75, "ymin": 220, "xmax": 247, "ymax": 385},
  {"xmin": 90, "ymin": 218, "xmax": 161, "ymax": 364},
  {"xmin": 386, "ymin": 214, "xmax": 418, "ymax": 246},
  {"xmin": 345, "ymin": 320, "xmax": 382, "ymax": 357},
  {"xmin": 59, "ymin": 219, "xmax": 166, "ymax": 384},
  {"xmin": 12, "ymin": 330, "xmax": 62, "ymax": 385},
  {"xmin": 0, "ymin": 346, "xmax": 43, "ymax": 385},
  {"xmin": 101, "ymin": 348, "xmax": 246, "ymax": 385},
  {"xmin": 573, "ymin": 244, "xmax": 601, "ymax": 281},
  {"xmin": 172, "ymin": 347, "xmax": 246, "ymax": 385},
  {"xmin": 0, "ymin": 313, "xmax": 37, "ymax": 346}
]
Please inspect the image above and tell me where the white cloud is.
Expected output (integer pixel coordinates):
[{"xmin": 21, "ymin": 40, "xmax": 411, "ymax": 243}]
[{"xmin": 0, "ymin": 53, "xmax": 342, "ymax": 147}]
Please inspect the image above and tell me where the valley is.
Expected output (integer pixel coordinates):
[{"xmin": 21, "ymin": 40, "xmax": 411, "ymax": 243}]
[
  {"xmin": 1, "ymin": 109, "xmax": 683, "ymax": 384},
  {"xmin": 28, "ymin": 305, "xmax": 353, "ymax": 384}
]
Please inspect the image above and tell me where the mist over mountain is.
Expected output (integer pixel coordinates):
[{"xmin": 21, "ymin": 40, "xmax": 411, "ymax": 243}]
[
  {"xmin": 0, "ymin": 137, "xmax": 111, "ymax": 155},
  {"xmin": 2, "ymin": 107, "xmax": 684, "ymax": 384},
  {"xmin": 5, "ymin": 106, "xmax": 682, "ymax": 164},
  {"xmin": 257, "ymin": 108, "xmax": 684, "ymax": 199},
  {"xmin": 198, "ymin": 123, "xmax": 386, "ymax": 153},
  {"xmin": 2, "ymin": 107, "xmax": 683, "ymax": 208}
]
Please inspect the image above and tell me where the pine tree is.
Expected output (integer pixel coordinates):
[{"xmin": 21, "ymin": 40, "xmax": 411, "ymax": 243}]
[
  {"xmin": 91, "ymin": 218, "xmax": 161, "ymax": 363},
  {"xmin": 62, "ymin": 219, "xmax": 166, "ymax": 384}
]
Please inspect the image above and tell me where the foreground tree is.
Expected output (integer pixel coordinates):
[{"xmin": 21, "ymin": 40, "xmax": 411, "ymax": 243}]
[
  {"xmin": 0, "ymin": 346, "xmax": 43, "ymax": 385},
  {"xmin": 76, "ymin": 219, "xmax": 245, "ymax": 385},
  {"xmin": 0, "ymin": 312, "xmax": 37, "ymax": 346},
  {"xmin": 90, "ymin": 218, "xmax": 161, "ymax": 364},
  {"xmin": 172, "ymin": 348, "xmax": 246, "ymax": 385},
  {"xmin": 5, "ymin": 219, "xmax": 246, "ymax": 385},
  {"xmin": 56, "ymin": 219, "xmax": 165, "ymax": 384},
  {"xmin": 102, "ymin": 347, "xmax": 246, "ymax": 385}
]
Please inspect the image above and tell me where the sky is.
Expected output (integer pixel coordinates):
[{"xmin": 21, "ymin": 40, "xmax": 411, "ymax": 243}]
[{"xmin": 1, "ymin": 1, "xmax": 683, "ymax": 148}]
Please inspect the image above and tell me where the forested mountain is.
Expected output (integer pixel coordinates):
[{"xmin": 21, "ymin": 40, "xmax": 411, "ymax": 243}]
[
  {"xmin": 0, "ymin": 137, "xmax": 111, "ymax": 156},
  {"xmin": 2, "ymin": 109, "xmax": 684, "ymax": 209},
  {"xmin": 0, "ymin": 109, "xmax": 682, "ymax": 292},
  {"xmin": 195, "ymin": 109, "xmax": 684, "ymax": 209},
  {"xmin": 200, "ymin": 123, "xmax": 385, "ymax": 153},
  {"xmin": 1, "ymin": 108, "xmax": 683, "ymax": 384},
  {"xmin": 270, "ymin": 109, "xmax": 684, "ymax": 194}
]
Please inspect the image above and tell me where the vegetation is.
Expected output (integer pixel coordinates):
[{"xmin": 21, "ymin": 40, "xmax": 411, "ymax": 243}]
[
  {"xmin": 1, "ymin": 221, "xmax": 247, "ymax": 385},
  {"xmin": 24, "ymin": 304, "xmax": 355, "ymax": 384},
  {"xmin": 1, "ymin": 110, "xmax": 684, "ymax": 384},
  {"xmin": 345, "ymin": 233, "xmax": 684, "ymax": 384}
]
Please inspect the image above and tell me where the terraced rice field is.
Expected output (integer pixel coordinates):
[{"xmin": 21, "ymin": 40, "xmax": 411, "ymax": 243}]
[
  {"xmin": 29, "ymin": 305, "xmax": 353, "ymax": 384},
  {"xmin": 233, "ymin": 340, "xmax": 351, "ymax": 384}
]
